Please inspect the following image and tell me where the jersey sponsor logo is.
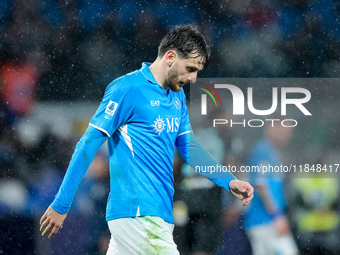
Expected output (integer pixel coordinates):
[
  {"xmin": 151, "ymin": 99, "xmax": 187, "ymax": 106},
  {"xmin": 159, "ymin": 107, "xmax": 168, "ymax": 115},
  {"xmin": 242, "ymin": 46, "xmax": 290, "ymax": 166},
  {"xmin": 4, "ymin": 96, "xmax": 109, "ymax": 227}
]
[
  {"xmin": 105, "ymin": 100, "xmax": 118, "ymax": 120},
  {"xmin": 151, "ymin": 116, "xmax": 166, "ymax": 135},
  {"xmin": 173, "ymin": 97, "xmax": 181, "ymax": 110},
  {"xmin": 151, "ymin": 116, "xmax": 180, "ymax": 135},
  {"xmin": 151, "ymin": 100, "xmax": 160, "ymax": 106},
  {"xmin": 166, "ymin": 117, "xmax": 180, "ymax": 132}
]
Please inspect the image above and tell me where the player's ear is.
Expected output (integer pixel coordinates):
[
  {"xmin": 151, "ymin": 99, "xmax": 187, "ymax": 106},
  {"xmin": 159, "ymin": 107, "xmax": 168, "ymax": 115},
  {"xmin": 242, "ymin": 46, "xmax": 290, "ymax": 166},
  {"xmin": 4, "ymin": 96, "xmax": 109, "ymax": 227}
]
[{"xmin": 165, "ymin": 50, "xmax": 176, "ymax": 67}]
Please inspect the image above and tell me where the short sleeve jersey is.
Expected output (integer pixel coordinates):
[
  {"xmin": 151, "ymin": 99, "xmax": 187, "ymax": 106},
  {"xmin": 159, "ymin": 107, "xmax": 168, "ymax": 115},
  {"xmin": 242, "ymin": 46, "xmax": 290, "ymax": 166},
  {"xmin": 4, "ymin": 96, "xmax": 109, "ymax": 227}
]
[{"xmin": 89, "ymin": 63, "xmax": 190, "ymax": 224}]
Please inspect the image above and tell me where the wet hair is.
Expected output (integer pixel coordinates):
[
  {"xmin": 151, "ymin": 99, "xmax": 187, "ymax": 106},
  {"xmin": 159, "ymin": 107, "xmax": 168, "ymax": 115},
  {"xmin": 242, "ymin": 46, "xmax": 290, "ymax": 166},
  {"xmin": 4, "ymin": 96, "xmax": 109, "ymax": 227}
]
[{"xmin": 158, "ymin": 24, "xmax": 211, "ymax": 68}]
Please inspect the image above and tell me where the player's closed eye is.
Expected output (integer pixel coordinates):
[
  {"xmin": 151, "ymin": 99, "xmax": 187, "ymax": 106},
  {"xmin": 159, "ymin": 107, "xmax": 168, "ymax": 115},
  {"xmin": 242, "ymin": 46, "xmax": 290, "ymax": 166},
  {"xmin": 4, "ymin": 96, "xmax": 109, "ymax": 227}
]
[{"xmin": 186, "ymin": 67, "xmax": 197, "ymax": 73}]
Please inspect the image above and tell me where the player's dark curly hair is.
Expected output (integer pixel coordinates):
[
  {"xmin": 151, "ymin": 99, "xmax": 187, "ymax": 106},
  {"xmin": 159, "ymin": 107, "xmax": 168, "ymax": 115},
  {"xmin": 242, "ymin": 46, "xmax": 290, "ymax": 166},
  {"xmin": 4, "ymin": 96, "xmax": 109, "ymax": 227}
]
[{"xmin": 158, "ymin": 24, "xmax": 211, "ymax": 67}]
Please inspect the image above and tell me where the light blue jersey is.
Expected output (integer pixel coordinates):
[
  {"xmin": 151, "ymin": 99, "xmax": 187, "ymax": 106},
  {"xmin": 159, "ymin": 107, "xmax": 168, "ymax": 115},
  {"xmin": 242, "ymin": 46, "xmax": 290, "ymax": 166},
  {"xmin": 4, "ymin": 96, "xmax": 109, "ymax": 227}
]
[
  {"xmin": 243, "ymin": 139, "xmax": 286, "ymax": 229},
  {"xmin": 89, "ymin": 62, "xmax": 191, "ymax": 223},
  {"xmin": 51, "ymin": 63, "xmax": 236, "ymax": 224}
]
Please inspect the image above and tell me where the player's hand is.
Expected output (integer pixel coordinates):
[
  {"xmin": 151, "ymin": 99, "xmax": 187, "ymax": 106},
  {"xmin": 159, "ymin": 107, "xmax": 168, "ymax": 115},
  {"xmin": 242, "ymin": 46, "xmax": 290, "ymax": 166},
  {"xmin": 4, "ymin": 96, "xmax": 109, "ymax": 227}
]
[
  {"xmin": 229, "ymin": 180, "xmax": 254, "ymax": 206},
  {"xmin": 40, "ymin": 206, "xmax": 67, "ymax": 238},
  {"xmin": 274, "ymin": 215, "xmax": 290, "ymax": 235}
]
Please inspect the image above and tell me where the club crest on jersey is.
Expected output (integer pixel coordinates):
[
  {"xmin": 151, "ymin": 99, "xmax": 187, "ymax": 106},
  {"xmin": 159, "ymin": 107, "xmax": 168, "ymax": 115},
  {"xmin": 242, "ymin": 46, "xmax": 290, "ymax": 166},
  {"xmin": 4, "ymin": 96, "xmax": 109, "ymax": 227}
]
[
  {"xmin": 105, "ymin": 100, "xmax": 118, "ymax": 120},
  {"xmin": 173, "ymin": 97, "xmax": 181, "ymax": 110}
]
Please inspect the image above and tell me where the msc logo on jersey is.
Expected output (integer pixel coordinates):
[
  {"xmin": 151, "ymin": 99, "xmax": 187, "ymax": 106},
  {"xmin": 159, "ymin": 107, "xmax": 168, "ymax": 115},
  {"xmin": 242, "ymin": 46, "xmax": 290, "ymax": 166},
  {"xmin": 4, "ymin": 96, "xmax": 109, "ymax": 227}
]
[
  {"xmin": 151, "ymin": 115, "xmax": 180, "ymax": 135},
  {"xmin": 152, "ymin": 116, "xmax": 166, "ymax": 135},
  {"xmin": 105, "ymin": 100, "xmax": 118, "ymax": 120},
  {"xmin": 173, "ymin": 97, "xmax": 181, "ymax": 110}
]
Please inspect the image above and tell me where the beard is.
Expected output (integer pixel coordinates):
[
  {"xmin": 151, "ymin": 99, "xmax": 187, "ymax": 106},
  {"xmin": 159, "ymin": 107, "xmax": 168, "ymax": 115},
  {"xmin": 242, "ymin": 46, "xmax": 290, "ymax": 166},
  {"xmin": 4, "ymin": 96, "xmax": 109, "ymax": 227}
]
[{"xmin": 166, "ymin": 65, "xmax": 185, "ymax": 92}]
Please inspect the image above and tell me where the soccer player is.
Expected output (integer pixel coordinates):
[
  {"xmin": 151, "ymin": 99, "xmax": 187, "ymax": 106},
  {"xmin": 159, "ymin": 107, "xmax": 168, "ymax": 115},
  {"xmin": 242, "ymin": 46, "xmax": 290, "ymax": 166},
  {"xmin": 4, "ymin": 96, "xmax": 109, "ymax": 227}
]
[
  {"xmin": 39, "ymin": 24, "xmax": 254, "ymax": 254},
  {"xmin": 243, "ymin": 121, "xmax": 298, "ymax": 255}
]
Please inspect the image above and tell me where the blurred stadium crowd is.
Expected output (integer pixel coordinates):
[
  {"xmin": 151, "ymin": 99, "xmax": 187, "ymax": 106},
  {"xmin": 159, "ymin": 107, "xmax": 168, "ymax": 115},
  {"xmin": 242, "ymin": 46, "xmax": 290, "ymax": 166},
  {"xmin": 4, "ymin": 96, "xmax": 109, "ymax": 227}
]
[{"xmin": 1, "ymin": 0, "xmax": 340, "ymax": 254}]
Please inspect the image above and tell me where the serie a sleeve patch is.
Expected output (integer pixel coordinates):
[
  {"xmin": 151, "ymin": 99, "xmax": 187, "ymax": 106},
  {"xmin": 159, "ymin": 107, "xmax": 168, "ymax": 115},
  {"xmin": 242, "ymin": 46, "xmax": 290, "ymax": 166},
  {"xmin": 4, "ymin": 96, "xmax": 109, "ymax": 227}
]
[{"xmin": 105, "ymin": 100, "xmax": 119, "ymax": 120}]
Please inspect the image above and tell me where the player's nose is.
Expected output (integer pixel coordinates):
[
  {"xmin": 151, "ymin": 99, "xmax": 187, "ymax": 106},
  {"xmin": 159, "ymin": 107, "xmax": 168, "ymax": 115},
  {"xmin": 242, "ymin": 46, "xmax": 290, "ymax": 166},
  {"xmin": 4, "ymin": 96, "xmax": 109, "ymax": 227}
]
[{"xmin": 188, "ymin": 72, "xmax": 197, "ymax": 83}]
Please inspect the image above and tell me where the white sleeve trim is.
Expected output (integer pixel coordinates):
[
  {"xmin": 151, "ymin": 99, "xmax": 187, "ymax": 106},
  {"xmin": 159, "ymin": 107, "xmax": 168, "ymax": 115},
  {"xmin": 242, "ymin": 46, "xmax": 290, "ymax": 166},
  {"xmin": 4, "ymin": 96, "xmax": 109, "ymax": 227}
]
[
  {"xmin": 177, "ymin": 130, "xmax": 192, "ymax": 137},
  {"xmin": 89, "ymin": 123, "xmax": 111, "ymax": 137}
]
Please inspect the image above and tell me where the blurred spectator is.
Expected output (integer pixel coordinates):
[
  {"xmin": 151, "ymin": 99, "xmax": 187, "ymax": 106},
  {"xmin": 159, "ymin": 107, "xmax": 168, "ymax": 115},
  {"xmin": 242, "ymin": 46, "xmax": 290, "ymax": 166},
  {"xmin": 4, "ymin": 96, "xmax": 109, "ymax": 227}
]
[
  {"xmin": 2, "ymin": 0, "xmax": 340, "ymax": 103},
  {"xmin": 0, "ymin": 56, "xmax": 39, "ymax": 121},
  {"xmin": 286, "ymin": 158, "xmax": 340, "ymax": 255},
  {"xmin": 0, "ymin": 128, "xmax": 18, "ymax": 179}
]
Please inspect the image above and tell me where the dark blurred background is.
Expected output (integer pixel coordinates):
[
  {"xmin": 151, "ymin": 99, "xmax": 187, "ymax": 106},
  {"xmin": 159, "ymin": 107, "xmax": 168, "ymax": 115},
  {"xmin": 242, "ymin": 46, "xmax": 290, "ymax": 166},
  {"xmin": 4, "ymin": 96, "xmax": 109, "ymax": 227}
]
[{"xmin": 1, "ymin": 0, "xmax": 340, "ymax": 254}]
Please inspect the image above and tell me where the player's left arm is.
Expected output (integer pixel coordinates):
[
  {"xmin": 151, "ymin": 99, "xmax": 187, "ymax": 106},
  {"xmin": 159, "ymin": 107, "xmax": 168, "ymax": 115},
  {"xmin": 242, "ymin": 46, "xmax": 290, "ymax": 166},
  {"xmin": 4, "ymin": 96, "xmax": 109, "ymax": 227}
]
[
  {"xmin": 176, "ymin": 131, "xmax": 253, "ymax": 205},
  {"xmin": 175, "ymin": 96, "xmax": 253, "ymax": 204}
]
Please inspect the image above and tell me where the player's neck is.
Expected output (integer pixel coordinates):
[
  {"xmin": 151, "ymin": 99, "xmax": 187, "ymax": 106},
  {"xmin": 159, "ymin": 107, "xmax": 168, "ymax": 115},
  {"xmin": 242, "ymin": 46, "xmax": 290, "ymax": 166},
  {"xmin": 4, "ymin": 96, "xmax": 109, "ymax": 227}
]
[{"xmin": 149, "ymin": 59, "xmax": 167, "ymax": 87}]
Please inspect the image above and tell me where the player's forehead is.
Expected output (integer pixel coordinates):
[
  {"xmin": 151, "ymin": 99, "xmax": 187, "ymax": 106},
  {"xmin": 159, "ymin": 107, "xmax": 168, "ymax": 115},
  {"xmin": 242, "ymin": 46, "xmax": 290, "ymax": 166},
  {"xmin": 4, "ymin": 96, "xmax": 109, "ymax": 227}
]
[{"xmin": 181, "ymin": 54, "xmax": 205, "ymax": 71}]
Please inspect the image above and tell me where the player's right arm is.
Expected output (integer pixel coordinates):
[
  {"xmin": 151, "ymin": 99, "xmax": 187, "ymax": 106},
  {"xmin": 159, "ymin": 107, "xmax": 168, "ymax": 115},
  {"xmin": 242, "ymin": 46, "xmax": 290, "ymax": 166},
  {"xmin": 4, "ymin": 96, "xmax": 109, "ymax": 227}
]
[
  {"xmin": 40, "ymin": 206, "xmax": 67, "ymax": 238},
  {"xmin": 40, "ymin": 125, "xmax": 108, "ymax": 238},
  {"xmin": 40, "ymin": 77, "xmax": 136, "ymax": 238}
]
